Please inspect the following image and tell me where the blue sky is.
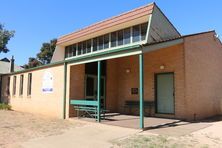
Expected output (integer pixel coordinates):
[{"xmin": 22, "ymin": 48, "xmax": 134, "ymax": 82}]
[{"xmin": 1, "ymin": 0, "xmax": 222, "ymax": 65}]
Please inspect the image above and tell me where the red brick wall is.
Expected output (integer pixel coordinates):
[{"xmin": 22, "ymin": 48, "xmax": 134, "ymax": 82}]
[
  {"xmin": 68, "ymin": 64, "xmax": 85, "ymax": 117},
  {"xmin": 184, "ymin": 32, "xmax": 222, "ymax": 120}
]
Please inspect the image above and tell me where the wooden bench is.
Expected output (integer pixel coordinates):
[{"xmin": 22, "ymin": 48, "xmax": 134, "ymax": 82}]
[
  {"xmin": 124, "ymin": 100, "xmax": 154, "ymax": 116},
  {"xmin": 70, "ymin": 100, "xmax": 108, "ymax": 120}
]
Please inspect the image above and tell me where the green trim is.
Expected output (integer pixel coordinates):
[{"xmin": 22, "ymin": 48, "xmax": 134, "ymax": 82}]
[
  {"xmin": 9, "ymin": 61, "xmax": 64, "ymax": 75},
  {"xmin": 139, "ymin": 54, "xmax": 144, "ymax": 129},
  {"xmin": 97, "ymin": 61, "xmax": 101, "ymax": 122},
  {"xmin": 63, "ymin": 62, "xmax": 67, "ymax": 119},
  {"xmin": 5, "ymin": 44, "xmax": 140, "ymax": 76},
  {"xmin": 70, "ymin": 100, "xmax": 98, "ymax": 106},
  {"xmin": 66, "ymin": 44, "xmax": 140, "ymax": 64}
]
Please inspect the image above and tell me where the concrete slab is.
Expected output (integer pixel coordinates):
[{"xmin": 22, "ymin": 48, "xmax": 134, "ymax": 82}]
[{"xmin": 21, "ymin": 121, "xmax": 139, "ymax": 148}]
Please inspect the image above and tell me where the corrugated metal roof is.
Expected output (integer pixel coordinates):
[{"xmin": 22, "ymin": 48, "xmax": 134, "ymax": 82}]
[{"xmin": 143, "ymin": 30, "xmax": 215, "ymax": 46}]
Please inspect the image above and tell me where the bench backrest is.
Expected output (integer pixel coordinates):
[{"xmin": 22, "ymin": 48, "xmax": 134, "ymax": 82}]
[
  {"xmin": 70, "ymin": 100, "xmax": 98, "ymax": 106},
  {"xmin": 125, "ymin": 100, "xmax": 154, "ymax": 106}
]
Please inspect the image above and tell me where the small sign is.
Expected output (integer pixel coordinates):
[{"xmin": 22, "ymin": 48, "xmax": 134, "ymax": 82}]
[
  {"xmin": 42, "ymin": 70, "xmax": 53, "ymax": 93},
  {"xmin": 131, "ymin": 88, "xmax": 138, "ymax": 95}
]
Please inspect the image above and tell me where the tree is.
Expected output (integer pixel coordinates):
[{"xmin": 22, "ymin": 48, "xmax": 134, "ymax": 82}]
[
  {"xmin": 37, "ymin": 39, "xmax": 57, "ymax": 65},
  {"xmin": 23, "ymin": 57, "xmax": 42, "ymax": 69},
  {"xmin": 24, "ymin": 39, "xmax": 57, "ymax": 69},
  {"xmin": 0, "ymin": 23, "xmax": 15, "ymax": 53}
]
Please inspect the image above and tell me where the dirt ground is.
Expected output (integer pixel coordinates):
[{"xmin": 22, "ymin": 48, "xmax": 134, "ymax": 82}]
[
  {"xmin": 0, "ymin": 110, "xmax": 84, "ymax": 148},
  {"xmin": 1, "ymin": 110, "xmax": 222, "ymax": 148}
]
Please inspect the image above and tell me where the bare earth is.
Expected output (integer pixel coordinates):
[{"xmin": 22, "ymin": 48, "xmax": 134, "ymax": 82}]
[
  {"xmin": 0, "ymin": 110, "xmax": 84, "ymax": 148},
  {"xmin": 1, "ymin": 110, "xmax": 222, "ymax": 148}
]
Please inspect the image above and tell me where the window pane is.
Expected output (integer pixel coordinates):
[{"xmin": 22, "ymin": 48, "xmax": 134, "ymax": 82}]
[
  {"xmin": 82, "ymin": 41, "xmax": 86, "ymax": 54},
  {"xmin": 87, "ymin": 40, "xmax": 91, "ymax": 53},
  {"xmin": 104, "ymin": 34, "xmax": 109, "ymax": 49},
  {"xmin": 19, "ymin": 75, "xmax": 23, "ymax": 96},
  {"xmin": 72, "ymin": 44, "xmax": 76, "ymax": 56},
  {"xmin": 7, "ymin": 77, "xmax": 10, "ymax": 95},
  {"xmin": 68, "ymin": 46, "xmax": 72, "ymax": 57},
  {"xmin": 118, "ymin": 30, "xmax": 123, "ymax": 46},
  {"xmin": 98, "ymin": 36, "xmax": 104, "ymax": 50},
  {"xmin": 141, "ymin": 23, "xmax": 148, "ymax": 40},
  {"xmin": 13, "ymin": 76, "xmax": 16, "ymax": 95},
  {"xmin": 65, "ymin": 46, "xmax": 69, "ymax": 58},
  {"xmin": 93, "ymin": 38, "xmax": 98, "ymax": 51},
  {"xmin": 27, "ymin": 73, "xmax": 32, "ymax": 96},
  {"xmin": 133, "ymin": 25, "xmax": 140, "ymax": 42},
  {"xmin": 111, "ymin": 32, "xmax": 117, "ymax": 47},
  {"xmin": 77, "ymin": 42, "xmax": 82, "ymax": 55},
  {"xmin": 124, "ymin": 28, "xmax": 131, "ymax": 44}
]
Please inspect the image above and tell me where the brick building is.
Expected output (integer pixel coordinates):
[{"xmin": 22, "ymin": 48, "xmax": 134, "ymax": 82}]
[{"xmin": 1, "ymin": 3, "xmax": 222, "ymax": 128}]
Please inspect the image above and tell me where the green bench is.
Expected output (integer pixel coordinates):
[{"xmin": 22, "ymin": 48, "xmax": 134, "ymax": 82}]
[
  {"xmin": 124, "ymin": 100, "xmax": 154, "ymax": 116},
  {"xmin": 70, "ymin": 100, "xmax": 108, "ymax": 120}
]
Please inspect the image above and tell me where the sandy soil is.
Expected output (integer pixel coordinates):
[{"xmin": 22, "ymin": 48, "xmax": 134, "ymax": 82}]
[
  {"xmin": 0, "ymin": 110, "xmax": 84, "ymax": 148},
  {"xmin": 1, "ymin": 110, "xmax": 222, "ymax": 148}
]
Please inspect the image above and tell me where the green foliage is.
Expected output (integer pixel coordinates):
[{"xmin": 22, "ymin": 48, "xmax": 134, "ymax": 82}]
[
  {"xmin": 0, "ymin": 23, "xmax": 15, "ymax": 53},
  {"xmin": 24, "ymin": 39, "xmax": 57, "ymax": 69},
  {"xmin": 23, "ymin": 57, "xmax": 42, "ymax": 69},
  {"xmin": 0, "ymin": 103, "xmax": 11, "ymax": 110},
  {"xmin": 37, "ymin": 39, "xmax": 57, "ymax": 65}
]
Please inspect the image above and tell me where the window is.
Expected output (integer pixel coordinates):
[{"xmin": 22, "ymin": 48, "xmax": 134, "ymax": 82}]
[
  {"xmin": 133, "ymin": 25, "xmax": 140, "ymax": 42},
  {"xmin": 123, "ymin": 28, "xmax": 131, "ymax": 44},
  {"xmin": 104, "ymin": 34, "xmax": 109, "ymax": 49},
  {"xmin": 98, "ymin": 36, "xmax": 104, "ymax": 50},
  {"xmin": 141, "ymin": 23, "xmax": 148, "ymax": 41},
  {"xmin": 65, "ymin": 46, "xmax": 69, "ymax": 58},
  {"xmin": 117, "ymin": 30, "xmax": 123, "ymax": 46},
  {"xmin": 19, "ymin": 75, "xmax": 24, "ymax": 96},
  {"xmin": 93, "ymin": 38, "xmax": 98, "ymax": 51},
  {"xmin": 86, "ymin": 40, "xmax": 91, "ymax": 53},
  {"xmin": 27, "ymin": 73, "xmax": 32, "ymax": 96},
  {"xmin": 111, "ymin": 32, "xmax": 117, "ymax": 47},
  {"xmin": 64, "ymin": 22, "xmax": 148, "ymax": 58},
  {"xmin": 72, "ymin": 44, "xmax": 77, "ymax": 56},
  {"xmin": 13, "ymin": 76, "xmax": 16, "ymax": 96},
  {"xmin": 7, "ymin": 77, "xmax": 10, "ymax": 96},
  {"xmin": 82, "ymin": 41, "xmax": 87, "ymax": 54},
  {"xmin": 77, "ymin": 42, "xmax": 82, "ymax": 55}
]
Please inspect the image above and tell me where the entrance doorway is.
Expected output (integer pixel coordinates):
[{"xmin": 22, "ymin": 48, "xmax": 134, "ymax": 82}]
[
  {"xmin": 155, "ymin": 73, "xmax": 175, "ymax": 114},
  {"xmin": 85, "ymin": 75, "xmax": 105, "ymax": 108},
  {"xmin": 85, "ymin": 62, "xmax": 106, "ymax": 109}
]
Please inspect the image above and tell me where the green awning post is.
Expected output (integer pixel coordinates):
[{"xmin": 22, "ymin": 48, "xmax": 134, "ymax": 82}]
[
  {"xmin": 139, "ymin": 54, "xmax": 144, "ymax": 129},
  {"xmin": 97, "ymin": 61, "xmax": 101, "ymax": 122},
  {"xmin": 63, "ymin": 62, "xmax": 67, "ymax": 119}
]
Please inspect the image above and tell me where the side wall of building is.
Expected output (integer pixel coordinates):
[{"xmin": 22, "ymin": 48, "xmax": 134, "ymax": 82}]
[
  {"xmin": 1, "ymin": 65, "xmax": 64, "ymax": 118},
  {"xmin": 110, "ymin": 44, "xmax": 186, "ymax": 119},
  {"xmin": 184, "ymin": 32, "xmax": 222, "ymax": 120}
]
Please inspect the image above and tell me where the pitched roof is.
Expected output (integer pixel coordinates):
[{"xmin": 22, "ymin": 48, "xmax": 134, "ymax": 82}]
[
  {"xmin": 0, "ymin": 61, "xmax": 23, "ymax": 74},
  {"xmin": 57, "ymin": 3, "xmax": 155, "ymax": 45},
  {"xmin": 143, "ymin": 30, "xmax": 216, "ymax": 46}
]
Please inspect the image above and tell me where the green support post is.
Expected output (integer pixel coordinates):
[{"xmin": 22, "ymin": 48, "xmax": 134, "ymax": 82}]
[
  {"xmin": 63, "ymin": 62, "xmax": 67, "ymax": 119},
  {"xmin": 139, "ymin": 54, "xmax": 144, "ymax": 129},
  {"xmin": 97, "ymin": 61, "xmax": 101, "ymax": 122}
]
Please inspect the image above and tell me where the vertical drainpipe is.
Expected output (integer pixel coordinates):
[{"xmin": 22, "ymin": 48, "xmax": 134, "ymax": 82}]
[
  {"xmin": 139, "ymin": 45, "xmax": 144, "ymax": 129},
  {"xmin": 63, "ymin": 62, "xmax": 67, "ymax": 119}
]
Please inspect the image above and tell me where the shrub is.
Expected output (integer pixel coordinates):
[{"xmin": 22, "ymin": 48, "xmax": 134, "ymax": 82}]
[{"xmin": 0, "ymin": 103, "xmax": 11, "ymax": 110}]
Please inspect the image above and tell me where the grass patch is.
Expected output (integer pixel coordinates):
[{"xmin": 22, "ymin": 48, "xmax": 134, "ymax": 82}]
[
  {"xmin": 0, "ymin": 103, "xmax": 11, "ymax": 110},
  {"xmin": 111, "ymin": 134, "xmax": 208, "ymax": 148}
]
